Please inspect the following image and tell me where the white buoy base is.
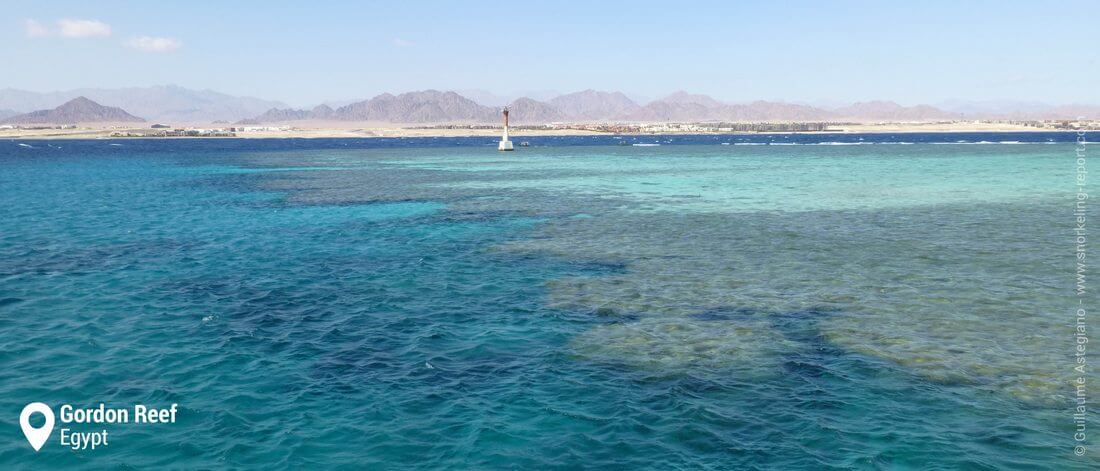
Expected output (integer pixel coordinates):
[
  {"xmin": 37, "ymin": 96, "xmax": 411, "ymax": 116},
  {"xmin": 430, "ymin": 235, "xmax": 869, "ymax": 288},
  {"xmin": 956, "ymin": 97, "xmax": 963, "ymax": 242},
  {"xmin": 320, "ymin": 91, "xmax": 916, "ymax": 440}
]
[{"xmin": 498, "ymin": 140, "xmax": 514, "ymax": 151}]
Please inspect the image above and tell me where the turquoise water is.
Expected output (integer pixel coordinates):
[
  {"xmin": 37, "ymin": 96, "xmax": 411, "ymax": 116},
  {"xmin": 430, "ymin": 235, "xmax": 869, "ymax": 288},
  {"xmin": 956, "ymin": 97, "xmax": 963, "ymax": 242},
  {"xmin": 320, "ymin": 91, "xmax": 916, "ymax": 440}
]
[{"xmin": 0, "ymin": 136, "xmax": 1095, "ymax": 468}]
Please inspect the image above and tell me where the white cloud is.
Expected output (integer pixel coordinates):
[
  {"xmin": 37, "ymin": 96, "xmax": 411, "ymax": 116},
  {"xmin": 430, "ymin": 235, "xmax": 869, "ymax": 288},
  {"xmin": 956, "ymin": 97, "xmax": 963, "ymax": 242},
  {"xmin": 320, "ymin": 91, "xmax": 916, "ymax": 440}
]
[
  {"xmin": 126, "ymin": 36, "xmax": 182, "ymax": 53},
  {"xmin": 57, "ymin": 18, "xmax": 112, "ymax": 38},
  {"xmin": 24, "ymin": 19, "xmax": 50, "ymax": 38},
  {"xmin": 24, "ymin": 18, "xmax": 181, "ymax": 54},
  {"xmin": 392, "ymin": 38, "xmax": 414, "ymax": 47}
]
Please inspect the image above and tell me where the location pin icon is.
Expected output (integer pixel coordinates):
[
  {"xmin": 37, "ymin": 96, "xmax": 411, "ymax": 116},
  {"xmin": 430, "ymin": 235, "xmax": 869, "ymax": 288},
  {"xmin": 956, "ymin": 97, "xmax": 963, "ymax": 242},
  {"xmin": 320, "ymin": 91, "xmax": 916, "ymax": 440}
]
[{"xmin": 20, "ymin": 403, "xmax": 54, "ymax": 452}]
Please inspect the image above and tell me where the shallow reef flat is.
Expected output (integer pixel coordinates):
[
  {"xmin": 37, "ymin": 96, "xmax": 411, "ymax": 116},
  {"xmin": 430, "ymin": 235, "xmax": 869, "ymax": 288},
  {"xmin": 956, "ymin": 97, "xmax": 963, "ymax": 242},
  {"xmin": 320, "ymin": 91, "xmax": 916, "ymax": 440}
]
[
  {"xmin": 264, "ymin": 143, "xmax": 1079, "ymax": 404},
  {"xmin": 3, "ymin": 138, "xmax": 1094, "ymax": 469}
]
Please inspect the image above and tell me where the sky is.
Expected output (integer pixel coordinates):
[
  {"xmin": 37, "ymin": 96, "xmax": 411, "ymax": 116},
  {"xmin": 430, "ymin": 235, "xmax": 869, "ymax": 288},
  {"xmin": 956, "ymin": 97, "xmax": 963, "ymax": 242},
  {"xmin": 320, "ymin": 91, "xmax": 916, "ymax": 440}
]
[{"xmin": 2, "ymin": 0, "xmax": 1098, "ymax": 107}]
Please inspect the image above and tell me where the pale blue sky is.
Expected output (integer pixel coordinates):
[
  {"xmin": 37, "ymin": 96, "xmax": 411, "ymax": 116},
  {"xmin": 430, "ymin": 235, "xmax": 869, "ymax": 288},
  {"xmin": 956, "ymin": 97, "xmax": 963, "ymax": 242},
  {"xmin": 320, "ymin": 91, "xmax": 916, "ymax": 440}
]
[{"xmin": 3, "ymin": 0, "xmax": 1097, "ymax": 107}]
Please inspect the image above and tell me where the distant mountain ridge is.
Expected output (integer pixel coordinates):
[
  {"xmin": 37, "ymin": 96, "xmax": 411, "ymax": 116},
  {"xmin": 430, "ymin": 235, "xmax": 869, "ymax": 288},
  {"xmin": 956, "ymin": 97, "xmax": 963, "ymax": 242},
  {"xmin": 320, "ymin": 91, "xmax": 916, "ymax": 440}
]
[
  {"xmin": 506, "ymin": 97, "xmax": 566, "ymax": 123},
  {"xmin": 830, "ymin": 101, "xmax": 960, "ymax": 120},
  {"xmin": 549, "ymin": 90, "xmax": 641, "ymax": 120},
  {"xmin": 242, "ymin": 89, "xmax": 978, "ymax": 124},
  {"xmin": 937, "ymin": 100, "xmax": 1100, "ymax": 119},
  {"xmin": 5, "ymin": 85, "xmax": 1095, "ymax": 125},
  {"xmin": 658, "ymin": 91, "xmax": 724, "ymax": 108},
  {"xmin": 5, "ymin": 85, "xmax": 1097, "ymax": 124},
  {"xmin": 335, "ymin": 90, "xmax": 495, "ymax": 122},
  {"xmin": 1, "ymin": 97, "xmax": 145, "ymax": 124},
  {"xmin": 240, "ymin": 90, "xmax": 497, "ymax": 124},
  {"xmin": 122, "ymin": 87, "xmax": 1090, "ymax": 124},
  {"xmin": 0, "ymin": 85, "xmax": 286, "ymax": 122}
]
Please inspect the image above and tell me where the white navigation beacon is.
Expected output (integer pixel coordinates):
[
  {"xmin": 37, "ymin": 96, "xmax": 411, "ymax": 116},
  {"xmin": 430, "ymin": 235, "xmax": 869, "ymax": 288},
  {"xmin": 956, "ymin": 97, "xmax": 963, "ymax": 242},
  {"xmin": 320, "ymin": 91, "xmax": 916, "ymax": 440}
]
[{"xmin": 498, "ymin": 107, "xmax": 514, "ymax": 151}]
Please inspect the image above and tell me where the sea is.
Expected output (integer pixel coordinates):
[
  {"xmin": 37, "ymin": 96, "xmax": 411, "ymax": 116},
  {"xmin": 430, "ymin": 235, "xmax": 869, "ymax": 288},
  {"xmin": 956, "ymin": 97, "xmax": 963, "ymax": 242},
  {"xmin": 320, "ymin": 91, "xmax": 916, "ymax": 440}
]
[{"xmin": 0, "ymin": 132, "xmax": 1097, "ymax": 469}]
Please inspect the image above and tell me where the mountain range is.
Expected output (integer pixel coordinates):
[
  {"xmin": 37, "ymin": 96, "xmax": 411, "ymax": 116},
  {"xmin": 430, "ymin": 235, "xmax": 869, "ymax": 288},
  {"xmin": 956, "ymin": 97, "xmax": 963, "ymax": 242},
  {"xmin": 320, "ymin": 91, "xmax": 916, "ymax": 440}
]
[
  {"xmin": 2, "ymin": 85, "xmax": 1097, "ymax": 125},
  {"xmin": 240, "ymin": 90, "xmax": 495, "ymax": 124},
  {"xmin": 0, "ymin": 97, "xmax": 145, "ymax": 124},
  {"xmin": 0, "ymin": 85, "xmax": 285, "ymax": 122},
  {"xmin": 237, "ymin": 89, "xmax": 979, "ymax": 124},
  {"xmin": 238, "ymin": 89, "xmax": 1100, "ymax": 124}
]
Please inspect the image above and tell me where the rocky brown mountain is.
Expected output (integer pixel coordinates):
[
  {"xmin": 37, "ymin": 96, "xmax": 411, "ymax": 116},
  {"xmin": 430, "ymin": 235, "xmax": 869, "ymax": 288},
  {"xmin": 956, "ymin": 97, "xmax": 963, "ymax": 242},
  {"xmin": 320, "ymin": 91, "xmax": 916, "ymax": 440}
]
[
  {"xmin": 310, "ymin": 104, "xmax": 335, "ymax": 120},
  {"xmin": 548, "ymin": 89, "xmax": 641, "ymax": 121},
  {"xmin": 334, "ymin": 90, "xmax": 495, "ymax": 122},
  {"xmin": 506, "ymin": 97, "xmax": 565, "ymax": 123},
  {"xmin": 249, "ymin": 108, "xmax": 313, "ymax": 122},
  {"xmin": 1, "ymin": 97, "xmax": 144, "ymax": 124}
]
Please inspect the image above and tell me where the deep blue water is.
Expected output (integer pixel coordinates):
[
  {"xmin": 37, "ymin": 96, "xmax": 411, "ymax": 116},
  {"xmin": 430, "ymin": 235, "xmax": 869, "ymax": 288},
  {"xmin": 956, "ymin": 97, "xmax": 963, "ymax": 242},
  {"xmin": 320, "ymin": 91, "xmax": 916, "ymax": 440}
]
[{"xmin": 0, "ymin": 134, "xmax": 1096, "ymax": 469}]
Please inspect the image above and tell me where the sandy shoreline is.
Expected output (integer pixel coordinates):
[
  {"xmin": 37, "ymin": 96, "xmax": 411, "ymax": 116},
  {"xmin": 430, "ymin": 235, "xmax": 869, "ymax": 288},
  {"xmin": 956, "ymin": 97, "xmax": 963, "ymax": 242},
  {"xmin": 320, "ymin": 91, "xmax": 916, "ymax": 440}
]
[{"xmin": 0, "ymin": 121, "xmax": 1086, "ymax": 140}]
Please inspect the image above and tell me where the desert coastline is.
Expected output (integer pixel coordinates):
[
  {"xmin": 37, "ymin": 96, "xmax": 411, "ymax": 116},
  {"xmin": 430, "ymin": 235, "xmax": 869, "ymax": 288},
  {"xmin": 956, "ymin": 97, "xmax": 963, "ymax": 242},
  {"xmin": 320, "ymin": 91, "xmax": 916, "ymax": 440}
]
[
  {"xmin": 2, "ymin": 88, "xmax": 1097, "ymax": 140},
  {"xmin": 0, "ymin": 120, "xmax": 1089, "ymax": 140},
  {"xmin": 0, "ymin": 121, "xmax": 599, "ymax": 140}
]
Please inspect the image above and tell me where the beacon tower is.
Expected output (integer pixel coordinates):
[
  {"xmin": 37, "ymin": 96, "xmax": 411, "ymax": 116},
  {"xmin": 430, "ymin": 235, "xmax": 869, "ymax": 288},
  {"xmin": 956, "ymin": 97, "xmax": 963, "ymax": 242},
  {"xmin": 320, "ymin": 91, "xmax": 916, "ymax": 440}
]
[{"xmin": 498, "ymin": 107, "xmax": 514, "ymax": 151}]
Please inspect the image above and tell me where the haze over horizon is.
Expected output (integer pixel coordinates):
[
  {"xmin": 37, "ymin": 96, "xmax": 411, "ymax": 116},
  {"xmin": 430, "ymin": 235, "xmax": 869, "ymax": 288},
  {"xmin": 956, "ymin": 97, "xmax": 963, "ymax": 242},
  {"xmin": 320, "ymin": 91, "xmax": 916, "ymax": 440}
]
[{"xmin": 5, "ymin": 0, "xmax": 1098, "ymax": 108}]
